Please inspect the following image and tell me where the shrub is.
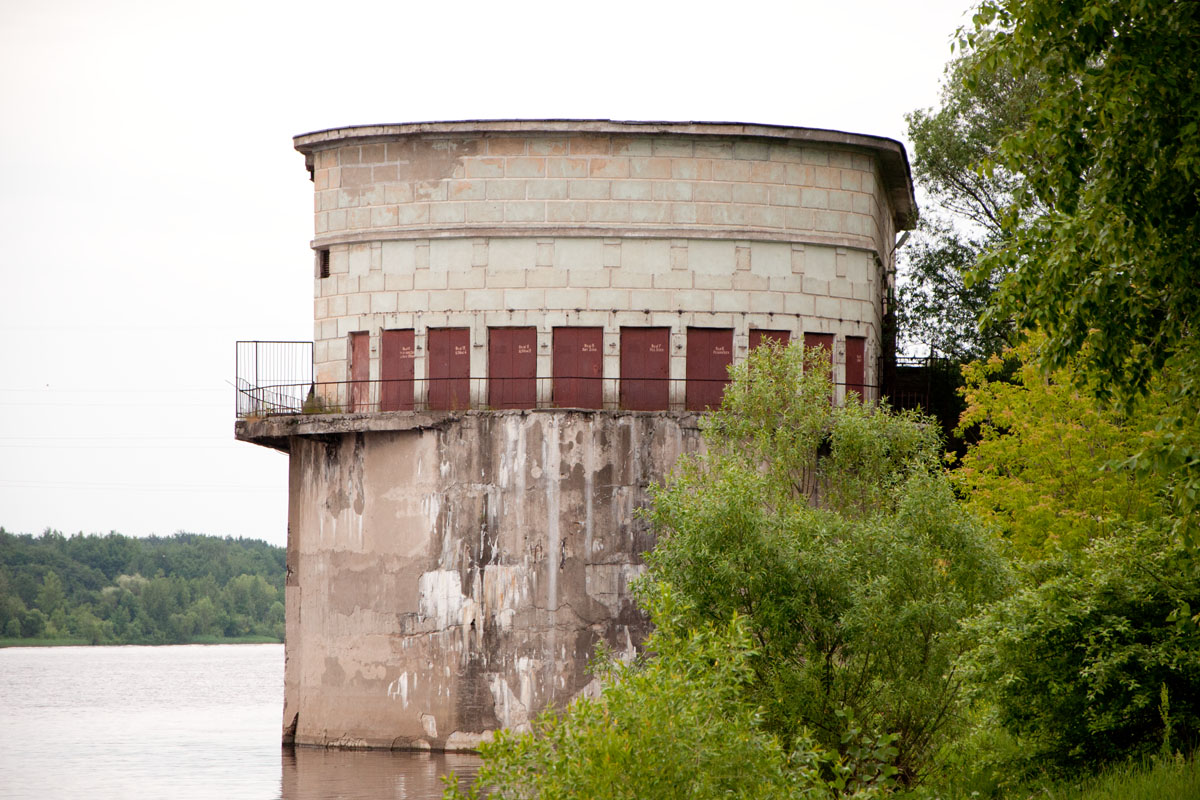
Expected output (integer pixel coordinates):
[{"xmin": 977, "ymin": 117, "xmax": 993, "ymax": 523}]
[
  {"xmin": 646, "ymin": 343, "xmax": 1010, "ymax": 785},
  {"xmin": 443, "ymin": 585, "xmax": 890, "ymax": 800},
  {"xmin": 964, "ymin": 525, "xmax": 1200, "ymax": 773}
]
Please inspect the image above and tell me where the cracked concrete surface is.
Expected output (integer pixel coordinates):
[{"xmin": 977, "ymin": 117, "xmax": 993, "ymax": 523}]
[{"xmin": 278, "ymin": 409, "xmax": 700, "ymax": 749}]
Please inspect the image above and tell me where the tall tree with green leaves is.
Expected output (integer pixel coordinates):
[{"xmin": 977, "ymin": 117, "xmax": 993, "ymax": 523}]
[
  {"xmin": 444, "ymin": 345, "xmax": 1009, "ymax": 795},
  {"xmin": 954, "ymin": 335, "xmax": 1171, "ymax": 560},
  {"xmin": 898, "ymin": 40, "xmax": 1042, "ymax": 359},
  {"xmin": 644, "ymin": 344, "xmax": 1010, "ymax": 785},
  {"xmin": 963, "ymin": 0, "xmax": 1200, "ymax": 540}
]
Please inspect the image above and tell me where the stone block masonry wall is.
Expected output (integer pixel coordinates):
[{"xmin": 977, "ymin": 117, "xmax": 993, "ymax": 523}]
[
  {"xmin": 312, "ymin": 236, "xmax": 882, "ymax": 405},
  {"xmin": 309, "ymin": 131, "xmax": 896, "ymax": 264},
  {"xmin": 294, "ymin": 123, "xmax": 912, "ymax": 408}
]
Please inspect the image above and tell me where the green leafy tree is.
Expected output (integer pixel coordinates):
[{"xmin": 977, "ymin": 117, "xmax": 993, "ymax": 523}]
[
  {"xmin": 167, "ymin": 611, "xmax": 197, "ymax": 644},
  {"xmin": 444, "ymin": 584, "xmax": 888, "ymax": 800},
  {"xmin": 189, "ymin": 595, "xmax": 223, "ymax": 637},
  {"xmin": 35, "ymin": 570, "xmax": 67, "ymax": 617},
  {"xmin": 48, "ymin": 607, "xmax": 69, "ymax": 638},
  {"xmin": 20, "ymin": 608, "xmax": 46, "ymax": 638},
  {"xmin": 896, "ymin": 221, "xmax": 1002, "ymax": 360},
  {"xmin": 964, "ymin": 0, "xmax": 1200, "ymax": 538},
  {"xmin": 139, "ymin": 576, "xmax": 179, "ymax": 634},
  {"xmin": 645, "ymin": 344, "xmax": 1009, "ymax": 784},
  {"xmin": 965, "ymin": 526, "xmax": 1200, "ymax": 773},
  {"xmin": 898, "ymin": 40, "xmax": 1042, "ymax": 358},
  {"xmin": 69, "ymin": 606, "xmax": 111, "ymax": 645},
  {"xmin": 266, "ymin": 600, "xmax": 285, "ymax": 639},
  {"xmin": 948, "ymin": 333, "xmax": 1195, "ymax": 774},
  {"xmin": 955, "ymin": 337, "xmax": 1170, "ymax": 559}
]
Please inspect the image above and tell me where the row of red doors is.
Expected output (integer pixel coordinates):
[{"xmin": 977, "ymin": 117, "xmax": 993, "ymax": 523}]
[{"xmin": 352, "ymin": 328, "xmax": 866, "ymax": 412}]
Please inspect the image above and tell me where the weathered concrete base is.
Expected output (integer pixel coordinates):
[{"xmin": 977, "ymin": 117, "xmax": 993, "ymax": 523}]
[{"xmin": 256, "ymin": 409, "xmax": 700, "ymax": 750}]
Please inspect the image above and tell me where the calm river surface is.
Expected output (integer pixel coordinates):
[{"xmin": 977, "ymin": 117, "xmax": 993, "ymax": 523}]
[{"xmin": 0, "ymin": 644, "xmax": 480, "ymax": 799}]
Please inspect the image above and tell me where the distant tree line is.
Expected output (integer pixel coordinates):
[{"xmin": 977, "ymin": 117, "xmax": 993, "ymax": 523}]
[{"xmin": 0, "ymin": 529, "xmax": 285, "ymax": 645}]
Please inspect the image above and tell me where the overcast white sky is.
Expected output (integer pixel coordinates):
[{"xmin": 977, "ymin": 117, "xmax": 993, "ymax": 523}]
[{"xmin": 0, "ymin": 0, "xmax": 972, "ymax": 547}]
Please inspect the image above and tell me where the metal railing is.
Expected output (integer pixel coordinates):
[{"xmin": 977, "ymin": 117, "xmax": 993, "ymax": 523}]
[
  {"xmin": 235, "ymin": 341, "xmax": 314, "ymax": 417},
  {"xmin": 234, "ymin": 340, "xmax": 882, "ymax": 419},
  {"xmin": 235, "ymin": 375, "xmax": 880, "ymax": 418},
  {"xmin": 879, "ymin": 354, "xmax": 962, "ymax": 416}
]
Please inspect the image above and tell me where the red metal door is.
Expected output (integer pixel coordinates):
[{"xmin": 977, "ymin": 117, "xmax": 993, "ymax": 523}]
[
  {"xmin": 553, "ymin": 327, "xmax": 603, "ymax": 409},
  {"xmin": 748, "ymin": 329, "xmax": 791, "ymax": 351},
  {"xmin": 349, "ymin": 331, "xmax": 370, "ymax": 412},
  {"xmin": 381, "ymin": 329, "xmax": 415, "ymax": 411},
  {"xmin": 804, "ymin": 332, "xmax": 835, "ymax": 400},
  {"xmin": 619, "ymin": 328, "xmax": 670, "ymax": 411},
  {"xmin": 803, "ymin": 332, "xmax": 834, "ymax": 357},
  {"xmin": 685, "ymin": 327, "xmax": 733, "ymax": 411},
  {"xmin": 488, "ymin": 327, "xmax": 537, "ymax": 409},
  {"xmin": 846, "ymin": 335, "xmax": 866, "ymax": 402},
  {"xmin": 427, "ymin": 328, "xmax": 470, "ymax": 410}
]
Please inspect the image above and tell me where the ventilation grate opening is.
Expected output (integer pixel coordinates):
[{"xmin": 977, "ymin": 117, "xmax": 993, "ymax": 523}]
[{"xmin": 317, "ymin": 248, "xmax": 330, "ymax": 279}]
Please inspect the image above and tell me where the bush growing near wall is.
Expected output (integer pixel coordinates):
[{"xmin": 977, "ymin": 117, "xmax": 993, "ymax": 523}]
[
  {"xmin": 457, "ymin": 343, "xmax": 1010, "ymax": 795},
  {"xmin": 444, "ymin": 584, "xmax": 897, "ymax": 800},
  {"xmin": 441, "ymin": 345, "xmax": 1003, "ymax": 796},
  {"xmin": 646, "ymin": 343, "xmax": 1010, "ymax": 785}
]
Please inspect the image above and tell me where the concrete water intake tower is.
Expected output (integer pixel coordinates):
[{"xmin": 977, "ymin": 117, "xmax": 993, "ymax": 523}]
[{"xmin": 235, "ymin": 120, "xmax": 916, "ymax": 750}]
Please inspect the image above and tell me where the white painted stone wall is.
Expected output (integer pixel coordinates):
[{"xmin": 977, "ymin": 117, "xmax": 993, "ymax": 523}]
[
  {"xmin": 296, "ymin": 122, "xmax": 914, "ymax": 407},
  {"xmin": 307, "ymin": 131, "xmax": 895, "ymax": 254},
  {"xmin": 313, "ymin": 236, "xmax": 880, "ymax": 406}
]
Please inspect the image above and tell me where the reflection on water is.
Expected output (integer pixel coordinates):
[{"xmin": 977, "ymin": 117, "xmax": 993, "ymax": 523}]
[
  {"xmin": 0, "ymin": 644, "xmax": 479, "ymax": 799},
  {"xmin": 283, "ymin": 747, "xmax": 480, "ymax": 799}
]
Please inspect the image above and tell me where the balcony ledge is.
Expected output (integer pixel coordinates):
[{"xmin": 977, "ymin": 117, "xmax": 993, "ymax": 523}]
[{"xmin": 235, "ymin": 407, "xmax": 703, "ymax": 453}]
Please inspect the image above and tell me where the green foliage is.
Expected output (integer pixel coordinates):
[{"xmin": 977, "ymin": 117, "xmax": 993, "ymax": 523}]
[
  {"xmin": 964, "ymin": 526, "xmax": 1200, "ymax": 774},
  {"xmin": 703, "ymin": 344, "xmax": 942, "ymax": 515},
  {"xmin": 954, "ymin": 337, "xmax": 1170, "ymax": 559},
  {"xmin": 896, "ymin": 220, "xmax": 1007, "ymax": 360},
  {"xmin": 35, "ymin": 570, "xmax": 66, "ymax": 617},
  {"xmin": 646, "ymin": 343, "xmax": 1010, "ymax": 785},
  {"xmin": 0, "ymin": 528, "xmax": 285, "ymax": 645},
  {"xmin": 906, "ymin": 752, "xmax": 1200, "ymax": 800},
  {"xmin": 1038, "ymin": 753, "xmax": 1200, "ymax": 800},
  {"xmin": 444, "ymin": 584, "xmax": 891, "ymax": 800},
  {"xmin": 966, "ymin": 0, "xmax": 1200, "ymax": 395},
  {"xmin": 963, "ymin": 0, "xmax": 1200, "ymax": 539},
  {"xmin": 949, "ymin": 336, "xmax": 1198, "ymax": 774},
  {"xmin": 898, "ymin": 40, "xmax": 1041, "ymax": 358}
]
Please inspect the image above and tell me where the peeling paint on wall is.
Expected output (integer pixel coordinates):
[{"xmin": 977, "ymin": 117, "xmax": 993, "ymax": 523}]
[
  {"xmin": 283, "ymin": 410, "xmax": 701, "ymax": 750},
  {"xmin": 417, "ymin": 570, "xmax": 466, "ymax": 629}
]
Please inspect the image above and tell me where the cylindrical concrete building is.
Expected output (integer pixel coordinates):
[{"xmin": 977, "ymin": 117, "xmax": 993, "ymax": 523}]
[{"xmin": 237, "ymin": 120, "xmax": 915, "ymax": 750}]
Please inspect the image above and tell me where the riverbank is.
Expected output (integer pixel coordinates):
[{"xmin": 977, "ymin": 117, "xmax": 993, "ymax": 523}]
[{"xmin": 0, "ymin": 634, "xmax": 282, "ymax": 648}]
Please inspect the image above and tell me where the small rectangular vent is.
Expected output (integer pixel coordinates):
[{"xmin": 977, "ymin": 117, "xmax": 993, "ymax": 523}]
[{"xmin": 317, "ymin": 248, "xmax": 330, "ymax": 279}]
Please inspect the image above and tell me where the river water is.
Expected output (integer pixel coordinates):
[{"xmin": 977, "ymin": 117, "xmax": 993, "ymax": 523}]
[{"xmin": 0, "ymin": 644, "xmax": 481, "ymax": 799}]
